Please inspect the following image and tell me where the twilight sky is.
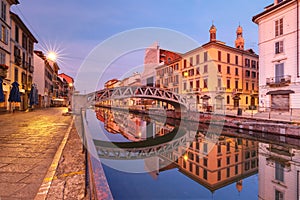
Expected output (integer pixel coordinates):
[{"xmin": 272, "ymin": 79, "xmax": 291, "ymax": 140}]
[{"xmin": 11, "ymin": 0, "xmax": 272, "ymax": 90}]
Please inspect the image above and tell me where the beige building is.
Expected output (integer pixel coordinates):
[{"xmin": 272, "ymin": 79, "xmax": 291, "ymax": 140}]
[
  {"xmin": 253, "ymin": 0, "xmax": 300, "ymax": 111},
  {"xmin": 10, "ymin": 11, "xmax": 37, "ymax": 110},
  {"xmin": 0, "ymin": 0, "xmax": 19, "ymax": 111},
  {"xmin": 155, "ymin": 25, "xmax": 259, "ymax": 112}
]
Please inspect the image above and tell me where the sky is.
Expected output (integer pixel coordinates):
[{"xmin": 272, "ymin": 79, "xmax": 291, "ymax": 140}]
[{"xmin": 11, "ymin": 0, "xmax": 273, "ymax": 91}]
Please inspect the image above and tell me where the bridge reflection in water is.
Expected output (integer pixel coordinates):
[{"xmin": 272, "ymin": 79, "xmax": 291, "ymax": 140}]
[{"xmin": 90, "ymin": 107, "xmax": 300, "ymax": 200}]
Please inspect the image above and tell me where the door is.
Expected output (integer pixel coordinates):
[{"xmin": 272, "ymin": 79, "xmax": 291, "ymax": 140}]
[
  {"xmin": 271, "ymin": 94, "xmax": 289, "ymax": 110},
  {"xmin": 275, "ymin": 63, "xmax": 284, "ymax": 83}
]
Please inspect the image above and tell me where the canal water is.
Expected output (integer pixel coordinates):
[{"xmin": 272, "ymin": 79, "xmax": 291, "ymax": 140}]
[{"xmin": 87, "ymin": 107, "xmax": 300, "ymax": 200}]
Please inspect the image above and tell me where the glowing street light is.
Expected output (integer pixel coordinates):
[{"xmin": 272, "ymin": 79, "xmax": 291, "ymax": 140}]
[{"xmin": 46, "ymin": 51, "xmax": 58, "ymax": 62}]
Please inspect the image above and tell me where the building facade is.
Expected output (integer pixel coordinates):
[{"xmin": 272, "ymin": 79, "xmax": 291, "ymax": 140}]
[
  {"xmin": 10, "ymin": 11, "xmax": 37, "ymax": 111},
  {"xmin": 33, "ymin": 50, "xmax": 54, "ymax": 107},
  {"xmin": 155, "ymin": 25, "xmax": 259, "ymax": 112},
  {"xmin": 0, "ymin": 0, "xmax": 19, "ymax": 111},
  {"xmin": 253, "ymin": 0, "xmax": 300, "ymax": 111}
]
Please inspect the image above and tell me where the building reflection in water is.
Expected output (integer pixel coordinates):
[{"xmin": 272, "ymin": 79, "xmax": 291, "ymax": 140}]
[
  {"xmin": 259, "ymin": 143, "xmax": 300, "ymax": 200},
  {"xmin": 94, "ymin": 108, "xmax": 300, "ymax": 198}
]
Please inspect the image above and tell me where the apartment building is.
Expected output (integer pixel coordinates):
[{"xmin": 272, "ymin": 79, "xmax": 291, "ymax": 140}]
[
  {"xmin": 0, "ymin": 0, "xmax": 19, "ymax": 111},
  {"xmin": 156, "ymin": 25, "xmax": 259, "ymax": 112},
  {"xmin": 10, "ymin": 11, "xmax": 38, "ymax": 110},
  {"xmin": 253, "ymin": 0, "xmax": 300, "ymax": 110}
]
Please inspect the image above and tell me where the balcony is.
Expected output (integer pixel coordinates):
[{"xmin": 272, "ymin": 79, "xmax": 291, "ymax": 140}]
[
  {"xmin": 216, "ymin": 87, "xmax": 226, "ymax": 93},
  {"xmin": 232, "ymin": 88, "xmax": 243, "ymax": 94},
  {"xmin": 251, "ymin": 90, "xmax": 258, "ymax": 94},
  {"xmin": 266, "ymin": 75, "xmax": 291, "ymax": 87}
]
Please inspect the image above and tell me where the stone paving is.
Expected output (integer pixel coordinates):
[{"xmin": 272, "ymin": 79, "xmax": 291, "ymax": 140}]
[{"xmin": 0, "ymin": 107, "xmax": 75, "ymax": 199}]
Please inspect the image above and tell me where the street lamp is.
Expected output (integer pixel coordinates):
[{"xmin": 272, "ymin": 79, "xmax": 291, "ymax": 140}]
[{"xmin": 46, "ymin": 51, "xmax": 58, "ymax": 62}]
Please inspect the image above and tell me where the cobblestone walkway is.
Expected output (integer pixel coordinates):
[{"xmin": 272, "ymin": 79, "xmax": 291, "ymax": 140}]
[{"xmin": 0, "ymin": 108, "xmax": 72, "ymax": 199}]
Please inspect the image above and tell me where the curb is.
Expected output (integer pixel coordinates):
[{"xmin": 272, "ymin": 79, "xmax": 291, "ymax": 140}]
[{"xmin": 34, "ymin": 116, "xmax": 75, "ymax": 200}]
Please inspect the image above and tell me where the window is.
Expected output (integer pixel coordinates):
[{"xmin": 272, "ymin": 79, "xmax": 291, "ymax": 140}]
[
  {"xmin": 196, "ymin": 67, "xmax": 200, "ymax": 75},
  {"xmin": 245, "ymin": 70, "xmax": 250, "ymax": 77},
  {"xmin": 245, "ymin": 151, "xmax": 250, "ymax": 159},
  {"xmin": 275, "ymin": 162, "xmax": 284, "ymax": 182},
  {"xmin": 227, "ymin": 53, "xmax": 230, "ymax": 63},
  {"xmin": 203, "ymin": 169, "xmax": 207, "ymax": 180},
  {"xmin": 189, "ymin": 163, "xmax": 193, "ymax": 172},
  {"xmin": 14, "ymin": 67, "xmax": 18, "ymax": 82},
  {"xmin": 227, "ymin": 66, "xmax": 230, "ymax": 74},
  {"xmin": 0, "ymin": 51, "xmax": 5, "ymax": 64},
  {"xmin": 1, "ymin": 1, "xmax": 6, "ymax": 21},
  {"xmin": 22, "ymin": 33, "xmax": 28, "ymax": 50},
  {"xmin": 203, "ymin": 79, "xmax": 208, "ymax": 88},
  {"xmin": 204, "ymin": 65, "xmax": 208, "ymax": 73},
  {"xmin": 217, "ymin": 171, "xmax": 221, "ymax": 181},
  {"xmin": 196, "ymin": 166, "xmax": 199, "ymax": 176},
  {"xmin": 204, "ymin": 52, "xmax": 208, "ymax": 62},
  {"xmin": 227, "ymin": 79, "xmax": 230, "ymax": 89},
  {"xmin": 188, "ymin": 152, "xmax": 194, "ymax": 161},
  {"xmin": 218, "ymin": 64, "xmax": 221, "ymax": 73},
  {"xmin": 190, "ymin": 57, "xmax": 193, "ymax": 66},
  {"xmin": 235, "ymin": 154, "xmax": 239, "ymax": 162},
  {"xmin": 246, "ymin": 82, "xmax": 249, "ymax": 90},
  {"xmin": 275, "ymin": 41, "xmax": 284, "ymax": 54},
  {"xmin": 245, "ymin": 162, "xmax": 250, "ymax": 171},
  {"xmin": 217, "ymin": 145, "xmax": 222, "ymax": 154},
  {"xmin": 226, "ymin": 142, "xmax": 230, "ymax": 152},
  {"xmin": 196, "ymin": 54, "xmax": 200, "ymax": 64},
  {"xmin": 235, "ymin": 80, "xmax": 238, "ymax": 89},
  {"xmin": 0, "ymin": 25, "xmax": 8, "ymax": 43},
  {"xmin": 217, "ymin": 158, "xmax": 221, "ymax": 167},
  {"xmin": 235, "ymin": 55, "xmax": 239, "ymax": 65},
  {"xmin": 183, "ymin": 59, "xmax": 187, "ymax": 68},
  {"xmin": 196, "ymin": 80, "xmax": 200, "ymax": 88},
  {"xmin": 189, "ymin": 81, "xmax": 193, "ymax": 89},
  {"xmin": 218, "ymin": 78, "xmax": 222, "ymax": 87},
  {"xmin": 235, "ymin": 68, "xmax": 238, "ymax": 76},
  {"xmin": 275, "ymin": 63, "xmax": 284, "ymax": 82},
  {"xmin": 226, "ymin": 156, "xmax": 230, "ymax": 165},
  {"xmin": 15, "ymin": 25, "xmax": 19, "ymax": 43},
  {"xmin": 275, "ymin": 190, "xmax": 284, "ymax": 200},
  {"xmin": 252, "ymin": 72, "xmax": 256, "ymax": 78},
  {"xmin": 203, "ymin": 158, "xmax": 208, "ymax": 167},
  {"xmin": 252, "ymin": 83, "xmax": 255, "ymax": 90},
  {"xmin": 245, "ymin": 58, "xmax": 250, "ymax": 67},
  {"xmin": 251, "ymin": 60, "xmax": 256, "ymax": 69},
  {"xmin": 218, "ymin": 51, "xmax": 221, "ymax": 61},
  {"xmin": 226, "ymin": 167, "xmax": 230, "ymax": 177},
  {"xmin": 275, "ymin": 18, "xmax": 283, "ymax": 37},
  {"xmin": 246, "ymin": 96, "xmax": 248, "ymax": 104},
  {"xmin": 227, "ymin": 95, "xmax": 230, "ymax": 104},
  {"xmin": 235, "ymin": 165, "xmax": 239, "ymax": 175},
  {"xmin": 203, "ymin": 143, "xmax": 208, "ymax": 154}
]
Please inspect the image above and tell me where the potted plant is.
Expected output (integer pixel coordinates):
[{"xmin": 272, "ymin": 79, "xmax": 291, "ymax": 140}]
[{"xmin": 0, "ymin": 64, "xmax": 9, "ymax": 78}]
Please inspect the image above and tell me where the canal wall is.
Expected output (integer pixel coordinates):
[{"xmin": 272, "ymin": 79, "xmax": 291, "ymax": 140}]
[{"xmin": 96, "ymin": 105, "xmax": 300, "ymax": 138}]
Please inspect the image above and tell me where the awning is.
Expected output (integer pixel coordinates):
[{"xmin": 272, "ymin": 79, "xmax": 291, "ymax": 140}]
[
  {"xmin": 215, "ymin": 95, "xmax": 224, "ymax": 99},
  {"xmin": 266, "ymin": 90, "xmax": 295, "ymax": 95}
]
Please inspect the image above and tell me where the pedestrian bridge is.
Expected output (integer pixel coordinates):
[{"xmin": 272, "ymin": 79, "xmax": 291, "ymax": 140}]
[
  {"xmin": 93, "ymin": 127, "xmax": 195, "ymax": 160},
  {"xmin": 94, "ymin": 86, "xmax": 188, "ymax": 110}
]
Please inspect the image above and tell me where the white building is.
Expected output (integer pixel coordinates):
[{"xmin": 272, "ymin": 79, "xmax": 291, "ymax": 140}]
[
  {"xmin": 253, "ymin": 0, "xmax": 300, "ymax": 111},
  {"xmin": 258, "ymin": 143, "xmax": 300, "ymax": 200},
  {"xmin": 33, "ymin": 50, "xmax": 54, "ymax": 107}
]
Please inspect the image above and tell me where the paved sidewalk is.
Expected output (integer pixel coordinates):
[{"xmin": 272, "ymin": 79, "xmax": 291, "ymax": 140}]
[{"xmin": 0, "ymin": 108, "xmax": 81, "ymax": 199}]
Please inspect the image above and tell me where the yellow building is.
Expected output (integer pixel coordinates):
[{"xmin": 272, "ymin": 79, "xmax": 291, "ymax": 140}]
[{"xmin": 156, "ymin": 25, "xmax": 259, "ymax": 112}]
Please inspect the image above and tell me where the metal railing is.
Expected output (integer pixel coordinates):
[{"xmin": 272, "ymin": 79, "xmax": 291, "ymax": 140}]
[{"xmin": 266, "ymin": 75, "xmax": 291, "ymax": 86}]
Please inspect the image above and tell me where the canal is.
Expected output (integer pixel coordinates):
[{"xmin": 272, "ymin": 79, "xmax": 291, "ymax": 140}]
[{"xmin": 85, "ymin": 107, "xmax": 300, "ymax": 200}]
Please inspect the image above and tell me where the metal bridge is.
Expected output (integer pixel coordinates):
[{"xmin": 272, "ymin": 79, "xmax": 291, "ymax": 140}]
[{"xmin": 95, "ymin": 86, "xmax": 188, "ymax": 109}]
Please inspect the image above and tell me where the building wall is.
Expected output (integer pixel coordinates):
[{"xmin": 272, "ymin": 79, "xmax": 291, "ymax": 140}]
[{"xmin": 254, "ymin": 0, "xmax": 300, "ymax": 109}]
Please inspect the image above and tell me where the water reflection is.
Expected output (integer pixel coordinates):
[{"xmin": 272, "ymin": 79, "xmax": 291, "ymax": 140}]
[{"xmin": 92, "ymin": 108, "xmax": 300, "ymax": 199}]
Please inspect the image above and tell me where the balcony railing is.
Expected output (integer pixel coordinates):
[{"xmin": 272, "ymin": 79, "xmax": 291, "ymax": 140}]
[
  {"xmin": 232, "ymin": 88, "xmax": 243, "ymax": 94},
  {"xmin": 216, "ymin": 87, "xmax": 226, "ymax": 93},
  {"xmin": 266, "ymin": 75, "xmax": 291, "ymax": 87}
]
